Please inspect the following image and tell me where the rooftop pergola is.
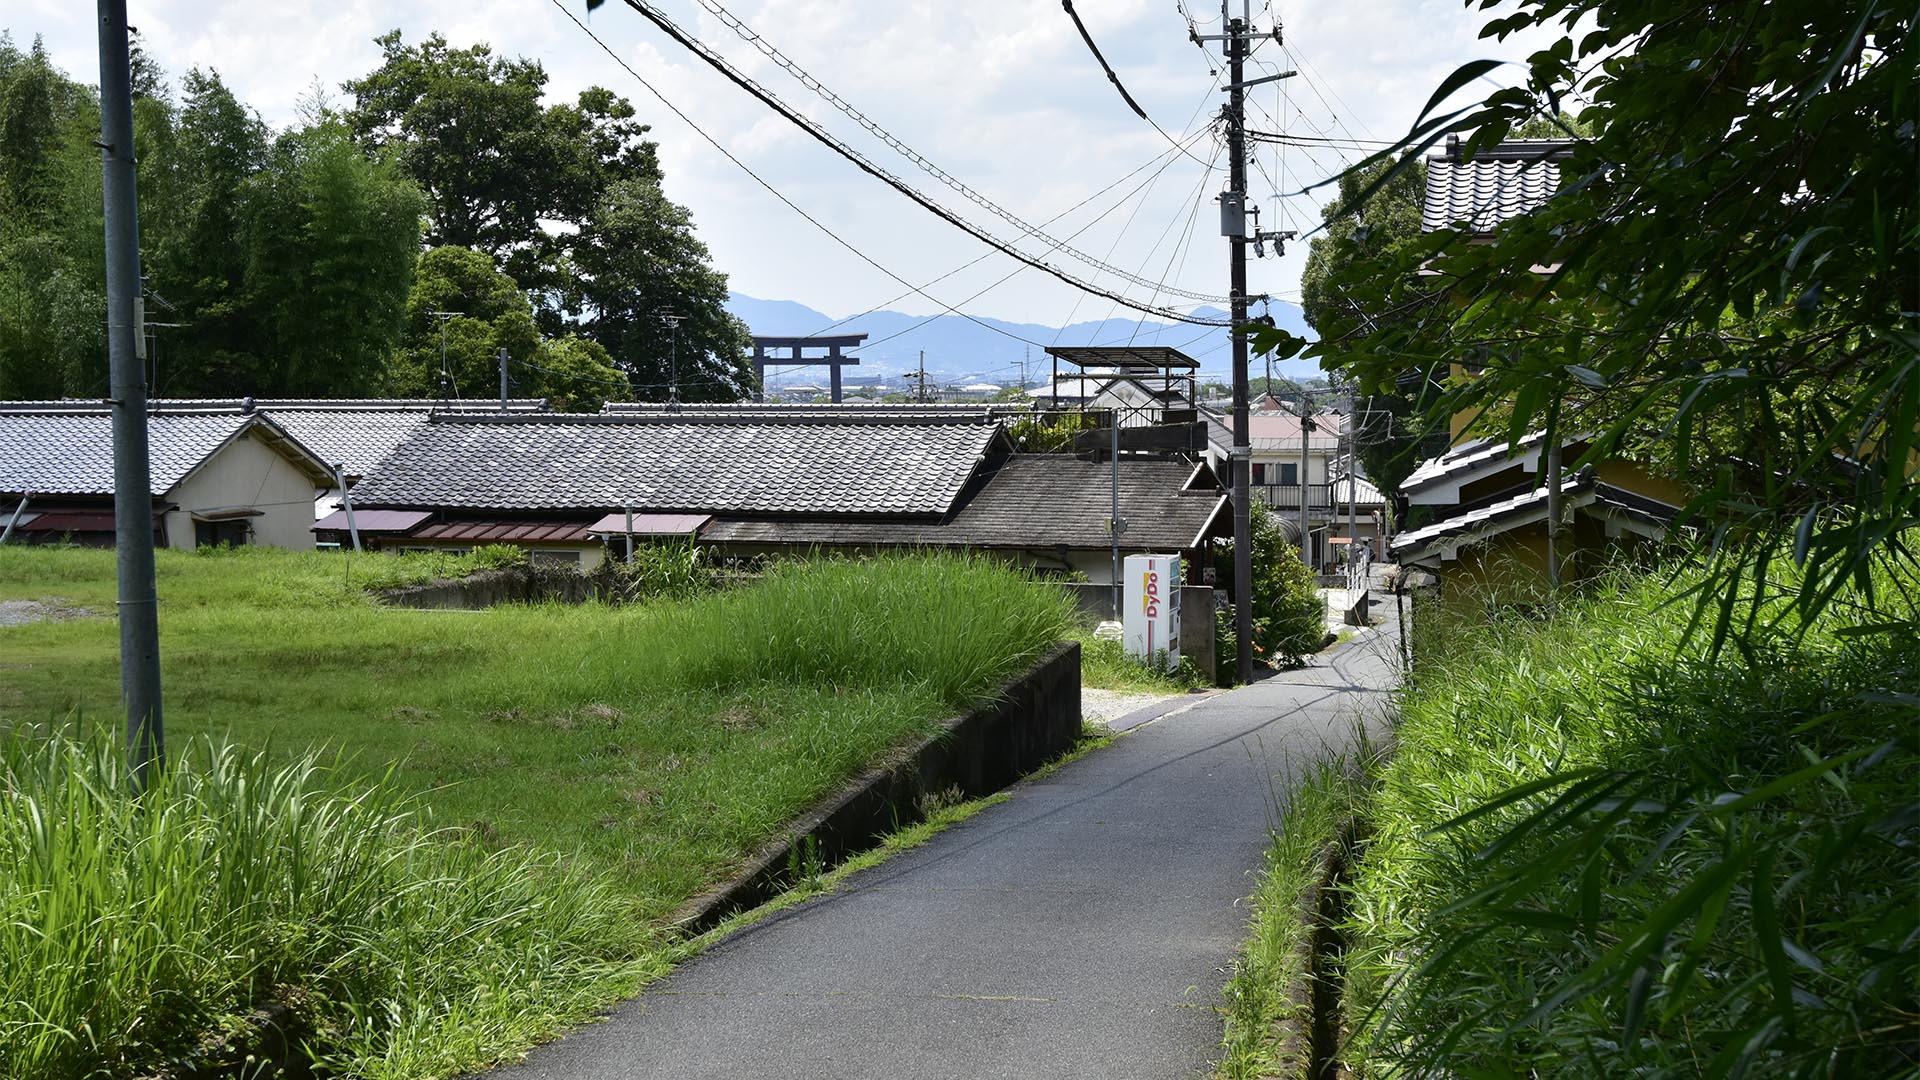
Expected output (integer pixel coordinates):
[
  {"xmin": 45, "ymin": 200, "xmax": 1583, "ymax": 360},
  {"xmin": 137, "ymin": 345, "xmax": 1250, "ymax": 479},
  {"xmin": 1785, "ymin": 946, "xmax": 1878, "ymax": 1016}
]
[{"xmin": 1041, "ymin": 346, "xmax": 1201, "ymax": 423}]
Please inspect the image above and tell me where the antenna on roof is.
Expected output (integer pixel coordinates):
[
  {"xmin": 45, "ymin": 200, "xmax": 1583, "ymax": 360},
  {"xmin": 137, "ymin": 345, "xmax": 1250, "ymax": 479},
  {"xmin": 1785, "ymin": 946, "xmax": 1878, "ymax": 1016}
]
[
  {"xmin": 428, "ymin": 312, "xmax": 461, "ymax": 413},
  {"xmin": 659, "ymin": 311, "xmax": 684, "ymax": 409}
]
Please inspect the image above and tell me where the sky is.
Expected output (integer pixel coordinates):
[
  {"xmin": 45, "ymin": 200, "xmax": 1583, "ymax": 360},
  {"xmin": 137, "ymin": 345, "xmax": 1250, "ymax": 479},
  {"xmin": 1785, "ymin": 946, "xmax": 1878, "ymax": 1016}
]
[{"xmin": 16, "ymin": 0, "xmax": 1567, "ymax": 332}]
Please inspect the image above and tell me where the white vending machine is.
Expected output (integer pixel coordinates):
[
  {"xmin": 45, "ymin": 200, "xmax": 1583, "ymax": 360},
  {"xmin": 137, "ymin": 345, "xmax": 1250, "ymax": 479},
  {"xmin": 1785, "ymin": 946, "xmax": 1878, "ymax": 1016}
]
[{"xmin": 1122, "ymin": 553, "xmax": 1181, "ymax": 670}]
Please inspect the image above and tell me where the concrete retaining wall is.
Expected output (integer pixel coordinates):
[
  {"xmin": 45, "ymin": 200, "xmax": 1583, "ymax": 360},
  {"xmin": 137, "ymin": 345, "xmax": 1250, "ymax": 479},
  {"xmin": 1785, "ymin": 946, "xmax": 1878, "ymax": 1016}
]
[
  {"xmin": 675, "ymin": 640, "xmax": 1082, "ymax": 933},
  {"xmin": 379, "ymin": 565, "xmax": 620, "ymax": 609}
]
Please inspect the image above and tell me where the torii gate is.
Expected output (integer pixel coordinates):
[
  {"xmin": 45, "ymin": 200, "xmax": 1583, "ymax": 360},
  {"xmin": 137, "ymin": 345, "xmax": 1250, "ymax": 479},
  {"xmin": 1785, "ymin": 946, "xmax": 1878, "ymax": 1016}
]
[{"xmin": 751, "ymin": 333, "xmax": 866, "ymax": 402}]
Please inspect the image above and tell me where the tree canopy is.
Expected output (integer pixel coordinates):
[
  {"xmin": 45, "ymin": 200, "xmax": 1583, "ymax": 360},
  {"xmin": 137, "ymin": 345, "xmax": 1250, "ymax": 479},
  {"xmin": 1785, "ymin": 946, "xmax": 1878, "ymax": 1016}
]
[
  {"xmin": 0, "ymin": 28, "xmax": 748, "ymax": 406},
  {"xmin": 1276, "ymin": 0, "xmax": 1915, "ymax": 624}
]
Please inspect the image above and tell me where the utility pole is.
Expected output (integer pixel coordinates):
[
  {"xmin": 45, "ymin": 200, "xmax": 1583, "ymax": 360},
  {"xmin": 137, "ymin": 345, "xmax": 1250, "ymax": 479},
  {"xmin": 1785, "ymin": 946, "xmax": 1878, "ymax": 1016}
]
[
  {"xmin": 497, "ymin": 347, "xmax": 510, "ymax": 413},
  {"xmin": 1298, "ymin": 395, "xmax": 1312, "ymax": 567},
  {"xmin": 1346, "ymin": 391, "xmax": 1359, "ymax": 570},
  {"xmin": 99, "ymin": 0, "xmax": 163, "ymax": 788},
  {"xmin": 1200, "ymin": 0, "xmax": 1292, "ymax": 684},
  {"xmin": 916, "ymin": 351, "xmax": 928, "ymax": 404}
]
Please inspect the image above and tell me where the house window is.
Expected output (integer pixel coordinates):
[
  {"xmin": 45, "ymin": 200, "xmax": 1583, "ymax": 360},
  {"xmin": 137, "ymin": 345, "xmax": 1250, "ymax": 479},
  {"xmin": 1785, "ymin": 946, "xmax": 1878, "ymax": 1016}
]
[
  {"xmin": 530, "ymin": 549, "xmax": 581, "ymax": 565},
  {"xmin": 1278, "ymin": 462, "xmax": 1299, "ymax": 486},
  {"xmin": 1252, "ymin": 463, "xmax": 1267, "ymax": 485},
  {"xmin": 195, "ymin": 519, "xmax": 249, "ymax": 548}
]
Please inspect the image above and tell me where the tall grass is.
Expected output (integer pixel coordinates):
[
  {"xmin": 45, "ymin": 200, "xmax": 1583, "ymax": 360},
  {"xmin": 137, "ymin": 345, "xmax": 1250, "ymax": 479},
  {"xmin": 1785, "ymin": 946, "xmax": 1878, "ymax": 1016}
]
[
  {"xmin": 1343, "ymin": 564, "xmax": 1919, "ymax": 1077},
  {"xmin": 0, "ymin": 546, "xmax": 1078, "ymax": 1076},
  {"xmin": 1219, "ymin": 756, "xmax": 1374, "ymax": 1080},
  {"xmin": 0, "ymin": 732, "xmax": 653, "ymax": 1080}
]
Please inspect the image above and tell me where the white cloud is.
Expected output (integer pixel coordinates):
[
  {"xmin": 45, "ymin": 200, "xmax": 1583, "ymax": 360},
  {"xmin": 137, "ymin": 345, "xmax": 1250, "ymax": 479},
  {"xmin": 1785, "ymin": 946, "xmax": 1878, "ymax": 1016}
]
[{"xmin": 18, "ymin": 0, "xmax": 1573, "ymax": 330}]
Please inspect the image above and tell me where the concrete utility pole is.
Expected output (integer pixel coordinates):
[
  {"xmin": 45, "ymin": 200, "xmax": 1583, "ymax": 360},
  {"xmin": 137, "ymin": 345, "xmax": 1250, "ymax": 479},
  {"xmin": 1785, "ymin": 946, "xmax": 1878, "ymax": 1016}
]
[
  {"xmin": 916, "ymin": 351, "xmax": 929, "ymax": 404},
  {"xmin": 99, "ymin": 0, "xmax": 163, "ymax": 788},
  {"xmin": 1298, "ymin": 396, "xmax": 1312, "ymax": 568},
  {"xmin": 1545, "ymin": 438, "xmax": 1562, "ymax": 592},
  {"xmin": 1346, "ymin": 392, "xmax": 1359, "ymax": 566},
  {"xmin": 498, "ymin": 347, "xmax": 510, "ymax": 413},
  {"xmin": 1202, "ymin": 0, "xmax": 1292, "ymax": 683}
]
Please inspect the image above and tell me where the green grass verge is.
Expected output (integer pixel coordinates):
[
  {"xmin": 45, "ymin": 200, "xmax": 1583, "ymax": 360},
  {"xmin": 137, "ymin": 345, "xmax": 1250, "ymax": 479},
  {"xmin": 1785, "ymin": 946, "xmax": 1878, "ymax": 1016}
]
[
  {"xmin": 0, "ymin": 546, "xmax": 1076, "ymax": 1078},
  {"xmin": 1071, "ymin": 628, "xmax": 1204, "ymax": 693},
  {"xmin": 1216, "ymin": 758, "xmax": 1369, "ymax": 1080},
  {"xmin": 1339, "ymin": 562, "xmax": 1919, "ymax": 1076}
]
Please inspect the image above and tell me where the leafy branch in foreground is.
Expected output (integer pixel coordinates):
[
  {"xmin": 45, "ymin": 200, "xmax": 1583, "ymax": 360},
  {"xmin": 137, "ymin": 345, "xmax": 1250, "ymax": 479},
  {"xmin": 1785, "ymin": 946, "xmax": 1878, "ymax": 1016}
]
[{"xmin": 1284, "ymin": 0, "xmax": 1917, "ymax": 643}]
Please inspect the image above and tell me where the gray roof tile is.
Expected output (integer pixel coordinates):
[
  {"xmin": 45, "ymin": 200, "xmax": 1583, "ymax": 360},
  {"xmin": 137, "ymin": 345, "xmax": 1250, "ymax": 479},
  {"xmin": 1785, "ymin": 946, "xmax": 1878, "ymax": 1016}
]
[
  {"xmin": 0, "ymin": 412, "xmax": 265, "ymax": 497},
  {"xmin": 347, "ymin": 415, "xmax": 999, "ymax": 515},
  {"xmin": 1422, "ymin": 141, "xmax": 1570, "ymax": 233},
  {"xmin": 701, "ymin": 453, "xmax": 1228, "ymax": 552}
]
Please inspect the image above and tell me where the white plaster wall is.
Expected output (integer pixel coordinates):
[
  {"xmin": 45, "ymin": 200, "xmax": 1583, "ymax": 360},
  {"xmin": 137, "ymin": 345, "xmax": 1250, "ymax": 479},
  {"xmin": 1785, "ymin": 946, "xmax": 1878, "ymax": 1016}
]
[{"xmin": 165, "ymin": 433, "xmax": 320, "ymax": 551}]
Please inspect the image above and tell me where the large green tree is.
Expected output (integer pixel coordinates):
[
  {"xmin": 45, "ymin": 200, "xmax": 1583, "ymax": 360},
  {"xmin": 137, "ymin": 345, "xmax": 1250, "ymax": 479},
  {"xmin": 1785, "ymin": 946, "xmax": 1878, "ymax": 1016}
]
[
  {"xmin": 344, "ymin": 32, "xmax": 748, "ymax": 402},
  {"xmin": 342, "ymin": 33, "xmax": 656, "ymax": 301},
  {"xmin": 0, "ymin": 36, "xmax": 104, "ymax": 398},
  {"xmin": 564, "ymin": 178, "xmax": 751, "ymax": 402},
  {"xmin": 395, "ymin": 245, "xmax": 630, "ymax": 410},
  {"xmin": 1292, "ymin": 0, "xmax": 1914, "ymax": 616},
  {"xmin": 241, "ymin": 121, "xmax": 425, "ymax": 396},
  {"xmin": 1296, "ymin": 156, "xmax": 1441, "ymax": 496}
]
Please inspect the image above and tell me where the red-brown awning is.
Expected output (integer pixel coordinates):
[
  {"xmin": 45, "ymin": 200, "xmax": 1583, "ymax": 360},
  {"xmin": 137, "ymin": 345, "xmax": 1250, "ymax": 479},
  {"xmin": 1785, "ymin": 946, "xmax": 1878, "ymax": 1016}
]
[
  {"xmin": 585, "ymin": 511, "xmax": 711, "ymax": 536},
  {"xmin": 409, "ymin": 519, "xmax": 596, "ymax": 544},
  {"xmin": 16, "ymin": 512, "xmax": 120, "ymax": 532},
  {"xmin": 312, "ymin": 509, "xmax": 432, "ymax": 533}
]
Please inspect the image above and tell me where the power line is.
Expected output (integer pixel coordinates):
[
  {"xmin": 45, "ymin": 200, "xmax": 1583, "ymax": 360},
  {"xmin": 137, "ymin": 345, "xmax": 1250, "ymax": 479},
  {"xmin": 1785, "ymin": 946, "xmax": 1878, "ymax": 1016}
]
[
  {"xmin": 690, "ymin": 0, "xmax": 1227, "ymax": 305},
  {"xmin": 805, "ymin": 123, "xmax": 1216, "ymax": 340},
  {"xmin": 1058, "ymin": 0, "xmax": 1218, "ymax": 168},
  {"xmin": 841, "ymin": 132, "xmax": 1223, "ymax": 354},
  {"xmin": 547, "ymin": 0, "xmax": 1092, "ymax": 349},
  {"xmin": 613, "ymin": 0, "xmax": 1229, "ymax": 326}
]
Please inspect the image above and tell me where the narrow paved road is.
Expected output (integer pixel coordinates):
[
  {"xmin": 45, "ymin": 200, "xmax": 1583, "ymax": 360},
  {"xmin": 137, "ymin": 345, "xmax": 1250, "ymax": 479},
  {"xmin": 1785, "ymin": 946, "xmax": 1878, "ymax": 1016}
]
[{"xmin": 493, "ymin": 613, "xmax": 1401, "ymax": 1080}]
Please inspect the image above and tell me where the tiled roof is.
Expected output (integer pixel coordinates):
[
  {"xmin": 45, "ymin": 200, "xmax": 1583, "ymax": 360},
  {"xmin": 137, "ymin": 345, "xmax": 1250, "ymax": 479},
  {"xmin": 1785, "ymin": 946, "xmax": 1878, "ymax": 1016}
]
[
  {"xmin": 1422, "ymin": 139, "xmax": 1573, "ymax": 233},
  {"xmin": 700, "ymin": 453, "xmax": 1228, "ymax": 553},
  {"xmin": 0, "ymin": 398, "xmax": 552, "ymax": 482},
  {"xmin": 1391, "ymin": 474, "xmax": 1677, "ymax": 559},
  {"xmin": 601, "ymin": 402, "xmax": 1028, "ymax": 422},
  {"xmin": 347, "ymin": 414, "xmax": 999, "ymax": 516},
  {"xmin": 0, "ymin": 412, "xmax": 323, "ymax": 497},
  {"xmin": 1402, "ymin": 431, "xmax": 1552, "ymax": 493}
]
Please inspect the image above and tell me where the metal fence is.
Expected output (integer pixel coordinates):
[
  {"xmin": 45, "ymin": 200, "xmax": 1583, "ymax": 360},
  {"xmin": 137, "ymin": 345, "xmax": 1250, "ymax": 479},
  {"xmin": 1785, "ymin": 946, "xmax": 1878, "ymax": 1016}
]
[{"xmin": 1253, "ymin": 483, "xmax": 1337, "ymax": 511}]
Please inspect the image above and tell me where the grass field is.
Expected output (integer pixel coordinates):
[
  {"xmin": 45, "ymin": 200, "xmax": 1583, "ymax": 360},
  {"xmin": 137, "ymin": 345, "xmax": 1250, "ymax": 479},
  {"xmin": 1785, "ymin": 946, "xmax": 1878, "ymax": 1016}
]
[{"xmin": 0, "ymin": 544, "xmax": 1077, "ymax": 1077}]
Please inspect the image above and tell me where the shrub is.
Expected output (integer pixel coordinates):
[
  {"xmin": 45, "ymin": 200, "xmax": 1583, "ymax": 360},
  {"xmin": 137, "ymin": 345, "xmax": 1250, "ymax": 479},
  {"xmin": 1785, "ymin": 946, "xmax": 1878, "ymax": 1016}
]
[{"xmin": 1214, "ymin": 503, "xmax": 1325, "ymax": 679}]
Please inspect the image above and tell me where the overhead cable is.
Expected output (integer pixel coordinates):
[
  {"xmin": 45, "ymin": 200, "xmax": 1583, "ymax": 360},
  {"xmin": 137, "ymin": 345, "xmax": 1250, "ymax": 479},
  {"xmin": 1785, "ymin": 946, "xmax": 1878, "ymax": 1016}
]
[
  {"xmin": 635, "ymin": 0, "xmax": 1228, "ymax": 324},
  {"xmin": 690, "ymin": 0, "xmax": 1227, "ymax": 305},
  {"xmin": 549, "ymin": 0, "xmax": 1062, "ymax": 347}
]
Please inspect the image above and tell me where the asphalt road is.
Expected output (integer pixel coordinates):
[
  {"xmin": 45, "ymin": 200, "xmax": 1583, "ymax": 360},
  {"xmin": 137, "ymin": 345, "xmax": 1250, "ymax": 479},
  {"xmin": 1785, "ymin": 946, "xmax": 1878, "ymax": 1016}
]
[{"xmin": 491, "ymin": 615, "xmax": 1401, "ymax": 1080}]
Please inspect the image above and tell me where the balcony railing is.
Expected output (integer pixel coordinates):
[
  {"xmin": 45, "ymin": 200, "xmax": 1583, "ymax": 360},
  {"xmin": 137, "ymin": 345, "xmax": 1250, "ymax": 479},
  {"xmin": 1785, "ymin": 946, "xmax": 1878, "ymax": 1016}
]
[{"xmin": 1253, "ymin": 483, "xmax": 1336, "ymax": 511}]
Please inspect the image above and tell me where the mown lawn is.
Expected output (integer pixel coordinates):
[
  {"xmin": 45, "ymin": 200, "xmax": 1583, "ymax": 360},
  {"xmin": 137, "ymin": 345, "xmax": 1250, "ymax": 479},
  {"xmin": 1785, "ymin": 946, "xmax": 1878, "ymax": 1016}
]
[{"xmin": 0, "ymin": 545, "xmax": 1077, "ymax": 1078}]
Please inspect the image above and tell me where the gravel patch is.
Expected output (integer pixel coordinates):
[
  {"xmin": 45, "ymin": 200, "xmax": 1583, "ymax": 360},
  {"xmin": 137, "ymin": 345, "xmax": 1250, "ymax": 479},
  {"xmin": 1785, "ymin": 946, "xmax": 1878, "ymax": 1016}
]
[
  {"xmin": 0, "ymin": 598, "xmax": 99, "ymax": 628},
  {"xmin": 1082, "ymin": 687, "xmax": 1186, "ymax": 728}
]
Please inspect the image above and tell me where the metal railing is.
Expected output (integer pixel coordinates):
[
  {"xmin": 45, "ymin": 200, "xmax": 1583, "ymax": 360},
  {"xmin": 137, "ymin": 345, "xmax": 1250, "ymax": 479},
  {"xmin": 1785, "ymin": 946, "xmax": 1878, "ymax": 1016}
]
[{"xmin": 1253, "ymin": 483, "xmax": 1337, "ymax": 511}]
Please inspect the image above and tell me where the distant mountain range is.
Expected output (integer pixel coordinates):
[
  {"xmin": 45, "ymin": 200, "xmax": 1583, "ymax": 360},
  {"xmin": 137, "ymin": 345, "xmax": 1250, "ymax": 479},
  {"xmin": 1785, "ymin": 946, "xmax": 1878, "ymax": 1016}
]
[{"xmin": 724, "ymin": 293, "xmax": 1318, "ymax": 389}]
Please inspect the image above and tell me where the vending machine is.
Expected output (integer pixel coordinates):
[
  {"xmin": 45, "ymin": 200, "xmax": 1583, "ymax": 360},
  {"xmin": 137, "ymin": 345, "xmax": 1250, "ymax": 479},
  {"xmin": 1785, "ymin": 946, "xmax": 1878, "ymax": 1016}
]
[{"xmin": 1122, "ymin": 553, "xmax": 1181, "ymax": 671}]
